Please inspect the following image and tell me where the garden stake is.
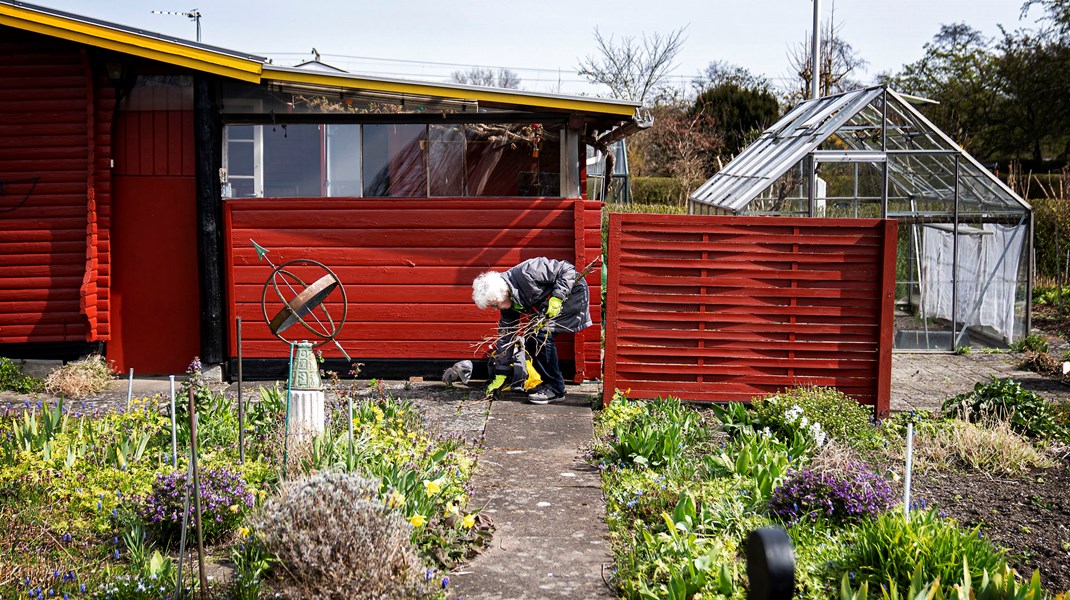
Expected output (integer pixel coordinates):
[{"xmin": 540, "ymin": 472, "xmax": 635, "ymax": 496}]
[
  {"xmin": 189, "ymin": 387, "xmax": 208, "ymax": 597},
  {"xmin": 126, "ymin": 368, "xmax": 133, "ymax": 405},
  {"xmin": 903, "ymin": 421, "xmax": 914, "ymax": 517},
  {"xmin": 176, "ymin": 432, "xmax": 195, "ymax": 600},
  {"xmin": 237, "ymin": 316, "xmax": 245, "ymax": 464},
  {"xmin": 169, "ymin": 375, "xmax": 177, "ymax": 467},
  {"xmin": 281, "ymin": 342, "xmax": 295, "ymax": 481},
  {"xmin": 347, "ymin": 394, "xmax": 353, "ymax": 469}
]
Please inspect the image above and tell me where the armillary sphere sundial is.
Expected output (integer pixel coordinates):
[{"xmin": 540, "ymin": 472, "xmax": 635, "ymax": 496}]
[
  {"xmin": 251, "ymin": 239, "xmax": 351, "ymax": 459},
  {"xmin": 253, "ymin": 240, "xmax": 350, "ymax": 361}
]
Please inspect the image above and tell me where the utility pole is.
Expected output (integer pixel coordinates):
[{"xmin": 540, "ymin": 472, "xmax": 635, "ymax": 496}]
[
  {"xmin": 152, "ymin": 9, "xmax": 202, "ymax": 42},
  {"xmin": 811, "ymin": 0, "xmax": 821, "ymax": 100}
]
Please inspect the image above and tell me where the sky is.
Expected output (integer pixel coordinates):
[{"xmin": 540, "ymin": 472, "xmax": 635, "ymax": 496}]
[{"xmin": 29, "ymin": 0, "xmax": 1046, "ymax": 97}]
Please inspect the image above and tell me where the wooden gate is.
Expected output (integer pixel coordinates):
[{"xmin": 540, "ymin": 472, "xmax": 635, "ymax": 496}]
[{"xmin": 603, "ymin": 213, "xmax": 896, "ymax": 415}]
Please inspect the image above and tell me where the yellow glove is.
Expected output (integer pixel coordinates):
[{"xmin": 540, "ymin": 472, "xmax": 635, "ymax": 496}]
[
  {"xmin": 485, "ymin": 374, "xmax": 507, "ymax": 396},
  {"xmin": 546, "ymin": 297, "xmax": 563, "ymax": 318}
]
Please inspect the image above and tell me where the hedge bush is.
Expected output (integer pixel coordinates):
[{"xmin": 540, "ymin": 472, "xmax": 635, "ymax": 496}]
[{"xmin": 630, "ymin": 177, "xmax": 700, "ymax": 206}]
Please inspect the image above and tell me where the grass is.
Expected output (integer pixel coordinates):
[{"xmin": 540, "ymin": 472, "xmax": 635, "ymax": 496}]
[{"xmin": 913, "ymin": 419, "xmax": 1054, "ymax": 474}]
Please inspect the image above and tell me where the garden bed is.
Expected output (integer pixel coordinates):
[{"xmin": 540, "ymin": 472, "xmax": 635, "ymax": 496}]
[
  {"xmin": 593, "ymin": 383, "xmax": 1070, "ymax": 598},
  {"xmin": 0, "ymin": 370, "xmax": 489, "ymax": 599}
]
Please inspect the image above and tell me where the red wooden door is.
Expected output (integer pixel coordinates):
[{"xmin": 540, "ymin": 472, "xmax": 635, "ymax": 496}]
[{"xmin": 109, "ymin": 176, "xmax": 200, "ymax": 374}]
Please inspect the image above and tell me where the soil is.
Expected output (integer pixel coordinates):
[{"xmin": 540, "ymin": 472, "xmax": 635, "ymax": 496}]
[
  {"xmin": 905, "ymin": 303, "xmax": 1070, "ymax": 594},
  {"xmin": 911, "ymin": 461, "xmax": 1070, "ymax": 593}
]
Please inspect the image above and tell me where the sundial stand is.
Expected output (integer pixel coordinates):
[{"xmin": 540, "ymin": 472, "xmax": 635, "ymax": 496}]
[{"xmin": 254, "ymin": 242, "xmax": 349, "ymax": 480}]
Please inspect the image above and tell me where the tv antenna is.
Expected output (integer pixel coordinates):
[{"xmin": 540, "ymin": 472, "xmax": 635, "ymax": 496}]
[{"xmin": 151, "ymin": 8, "xmax": 202, "ymax": 42}]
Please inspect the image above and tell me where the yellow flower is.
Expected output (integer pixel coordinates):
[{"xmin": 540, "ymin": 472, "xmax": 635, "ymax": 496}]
[
  {"xmin": 423, "ymin": 479, "xmax": 441, "ymax": 496},
  {"xmin": 238, "ymin": 527, "xmax": 251, "ymax": 538},
  {"xmin": 444, "ymin": 502, "xmax": 460, "ymax": 516},
  {"xmin": 386, "ymin": 490, "xmax": 405, "ymax": 508},
  {"xmin": 228, "ymin": 504, "xmax": 240, "ymax": 513},
  {"xmin": 408, "ymin": 514, "xmax": 427, "ymax": 527},
  {"xmin": 462, "ymin": 514, "xmax": 476, "ymax": 528}
]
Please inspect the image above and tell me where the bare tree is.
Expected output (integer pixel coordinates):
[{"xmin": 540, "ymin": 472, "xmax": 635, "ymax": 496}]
[
  {"xmin": 449, "ymin": 67, "xmax": 522, "ymax": 89},
  {"xmin": 692, "ymin": 60, "xmax": 774, "ymax": 94},
  {"xmin": 786, "ymin": 7, "xmax": 867, "ymax": 102},
  {"xmin": 577, "ymin": 26, "xmax": 687, "ymax": 106}
]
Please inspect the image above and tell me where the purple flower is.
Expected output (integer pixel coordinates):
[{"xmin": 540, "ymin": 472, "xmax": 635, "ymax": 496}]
[{"xmin": 769, "ymin": 462, "xmax": 894, "ymax": 525}]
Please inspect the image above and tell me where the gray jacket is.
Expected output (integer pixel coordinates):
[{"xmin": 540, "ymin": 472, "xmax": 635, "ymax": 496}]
[{"xmin": 499, "ymin": 257, "xmax": 593, "ymax": 335}]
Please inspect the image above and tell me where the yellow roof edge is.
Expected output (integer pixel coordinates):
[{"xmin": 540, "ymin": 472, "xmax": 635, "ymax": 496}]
[
  {"xmin": 262, "ymin": 67, "xmax": 638, "ymax": 118},
  {"xmin": 0, "ymin": 5, "xmax": 262, "ymax": 82}
]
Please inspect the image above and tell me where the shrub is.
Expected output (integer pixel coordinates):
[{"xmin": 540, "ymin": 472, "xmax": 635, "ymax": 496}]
[
  {"xmin": 628, "ymin": 177, "xmax": 699, "ymax": 206},
  {"xmin": 138, "ymin": 467, "xmax": 253, "ymax": 544},
  {"xmin": 754, "ymin": 386, "xmax": 876, "ymax": 447},
  {"xmin": 251, "ymin": 472, "xmax": 430, "ymax": 599},
  {"xmin": 769, "ymin": 463, "xmax": 895, "ymax": 525},
  {"xmin": 943, "ymin": 377, "xmax": 1068, "ymax": 441},
  {"xmin": 837, "ymin": 509, "xmax": 1009, "ymax": 595},
  {"xmin": 44, "ymin": 354, "xmax": 114, "ymax": 398},
  {"xmin": 0, "ymin": 357, "xmax": 44, "ymax": 394}
]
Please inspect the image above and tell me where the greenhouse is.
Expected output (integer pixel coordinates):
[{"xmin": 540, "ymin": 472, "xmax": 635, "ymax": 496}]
[{"xmin": 688, "ymin": 85, "xmax": 1032, "ymax": 351}]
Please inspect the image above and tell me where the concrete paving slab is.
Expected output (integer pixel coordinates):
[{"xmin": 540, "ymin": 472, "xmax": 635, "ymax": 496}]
[
  {"xmin": 483, "ymin": 411, "xmax": 595, "ymax": 451},
  {"xmin": 475, "ymin": 448, "xmax": 600, "ymax": 489},
  {"xmin": 473, "ymin": 485, "xmax": 607, "ymax": 538},
  {"xmin": 451, "ymin": 535, "xmax": 614, "ymax": 600}
]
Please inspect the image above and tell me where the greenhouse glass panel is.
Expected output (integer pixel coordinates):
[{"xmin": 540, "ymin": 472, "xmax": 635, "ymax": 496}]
[{"xmin": 688, "ymin": 85, "xmax": 1032, "ymax": 350}]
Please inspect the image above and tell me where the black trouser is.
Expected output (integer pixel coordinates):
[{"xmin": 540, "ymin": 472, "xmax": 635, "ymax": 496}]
[{"xmin": 527, "ymin": 328, "xmax": 564, "ymax": 396}]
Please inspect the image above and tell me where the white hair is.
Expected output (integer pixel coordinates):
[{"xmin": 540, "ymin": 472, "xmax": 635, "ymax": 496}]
[{"xmin": 472, "ymin": 271, "xmax": 509, "ymax": 309}]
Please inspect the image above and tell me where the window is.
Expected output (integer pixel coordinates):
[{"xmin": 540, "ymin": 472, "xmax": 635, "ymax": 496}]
[{"xmin": 222, "ymin": 123, "xmax": 563, "ymax": 198}]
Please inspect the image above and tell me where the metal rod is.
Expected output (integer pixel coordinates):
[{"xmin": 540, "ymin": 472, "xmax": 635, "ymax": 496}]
[
  {"xmin": 169, "ymin": 375, "xmax": 177, "ymax": 467},
  {"xmin": 903, "ymin": 422, "xmax": 914, "ymax": 518},
  {"xmin": 282, "ymin": 342, "xmax": 295, "ymax": 481},
  {"xmin": 126, "ymin": 368, "xmax": 134, "ymax": 405},
  {"xmin": 175, "ymin": 435, "xmax": 194, "ymax": 600},
  {"xmin": 347, "ymin": 394, "xmax": 354, "ymax": 470},
  {"xmin": 952, "ymin": 155, "xmax": 960, "ymax": 350},
  {"xmin": 189, "ymin": 387, "xmax": 208, "ymax": 596},
  {"xmin": 237, "ymin": 316, "xmax": 245, "ymax": 464}
]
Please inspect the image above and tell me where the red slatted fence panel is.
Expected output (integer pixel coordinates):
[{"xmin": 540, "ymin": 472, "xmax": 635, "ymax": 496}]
[
  {"xmin": 604, "ymin": 213, "xmax": 895, "ymax": 415},
  {"xmin": 225, "ymin": 198, "xmax": 602, "ymax": 380}
]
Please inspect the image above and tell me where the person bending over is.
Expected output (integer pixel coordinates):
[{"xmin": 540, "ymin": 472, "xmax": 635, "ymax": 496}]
[{"xmin": 471, "ymin": 257, "xmax": 592, "ymax": 404}]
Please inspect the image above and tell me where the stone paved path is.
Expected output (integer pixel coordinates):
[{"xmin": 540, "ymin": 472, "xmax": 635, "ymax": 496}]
[
  {"xmin": 890, "ymin": 351, "xmax": 1070, "ymax": 411},
  {"xmin": 450, "ymin": 384, "xmax": 615, "ymax": 600}
]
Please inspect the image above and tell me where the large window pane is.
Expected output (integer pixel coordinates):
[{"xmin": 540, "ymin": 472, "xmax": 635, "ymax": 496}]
[
  {"xmin": 467, "ymin": 124, "xmax": 560, "ymax": 196},
  {"xmin": 263, "ymin": 125, "xmax": 323, "ymax": 197},
  {"xmin": 429, "ymin": 125, "xmax": 464, "ymax": 196},
  {"xmin": 363, "ymin": 124, "xmax": 427, "ymax": 197},
  {"xmin": 326, "ymin": 125, "xmax": 361, "ymax": 197}
]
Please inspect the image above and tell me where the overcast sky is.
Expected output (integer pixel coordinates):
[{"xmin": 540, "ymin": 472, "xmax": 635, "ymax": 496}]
[{"xmin": 31, "ymin": 0, "xmax": 1045, "ymax": 96}]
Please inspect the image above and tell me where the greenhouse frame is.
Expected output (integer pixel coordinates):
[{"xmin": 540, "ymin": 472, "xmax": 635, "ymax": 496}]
[{"xmin": 688, "ymin": 85, "xmax": 1033, "ymax": 351}]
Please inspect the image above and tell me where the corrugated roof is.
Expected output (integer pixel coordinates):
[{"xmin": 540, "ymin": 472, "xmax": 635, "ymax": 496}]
[{"xmin": 0, "ymin": 0, "xmax": 639, "ymax": 118}]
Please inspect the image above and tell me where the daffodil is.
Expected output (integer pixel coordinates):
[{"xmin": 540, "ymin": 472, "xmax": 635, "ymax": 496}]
[
  {"xmin": 228, "ymin": 504, "xmax": 240, "ymax": 513},
  {"xmin": 408, "ymin": 514, "xmax": 427, "ymax": 527},
  {"xmin": 238, "ymin": 527, "xmax": 250, "ymax": 538},
  {"xmin": 386, "ymin": 490, "xmax": 405, "ymax": 508},
  {"xmin": 462, "ymin": 514, "xmax": 476, "ymax": 528},
  {"xmin": 423, "ymin": 479, "xmax": 442, "ymax": 496},
  {"xmin": 445, "ymin": 502, "xmax": 460, "ymax": 516}
]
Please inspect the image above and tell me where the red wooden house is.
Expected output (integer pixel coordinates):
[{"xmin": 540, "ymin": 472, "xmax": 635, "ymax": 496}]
[{"xmin": 0, "ymin": 1, "xmax": 642, "ymax": 379}]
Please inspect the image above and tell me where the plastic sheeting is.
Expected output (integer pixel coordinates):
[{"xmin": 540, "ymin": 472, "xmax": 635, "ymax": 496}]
[{"xmin": 920, "ymin": 224, "xmax": 1026, "ymax": 343}]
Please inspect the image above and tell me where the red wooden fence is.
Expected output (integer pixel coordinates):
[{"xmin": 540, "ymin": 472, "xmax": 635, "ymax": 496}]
[
  {"xmin": 603, "ymin": 213, "xmax": 895, "ymax": 415},
  {"xmin": 225, "ymin": 197, "xmax": 602, "ymax": 380}
]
